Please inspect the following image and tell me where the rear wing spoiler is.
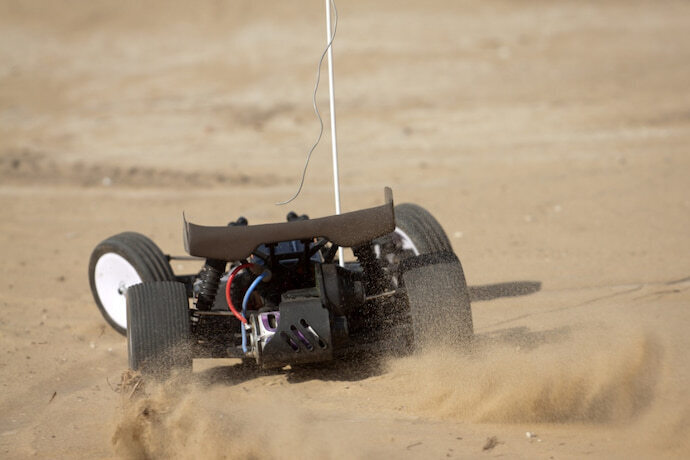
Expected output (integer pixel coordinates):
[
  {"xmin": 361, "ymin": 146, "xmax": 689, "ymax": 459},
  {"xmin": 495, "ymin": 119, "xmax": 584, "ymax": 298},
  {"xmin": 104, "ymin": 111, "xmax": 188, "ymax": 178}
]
[{"xmin": 184, "ymin": 187, "xmax": 395, "ymax": 261}]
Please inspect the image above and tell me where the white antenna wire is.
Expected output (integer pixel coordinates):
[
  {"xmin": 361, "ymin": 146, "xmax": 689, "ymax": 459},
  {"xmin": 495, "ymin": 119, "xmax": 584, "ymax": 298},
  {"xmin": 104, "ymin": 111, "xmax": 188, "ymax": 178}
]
[{"xmin": 324, "ymin": 0, "xmax": 346, "ymax": 267}]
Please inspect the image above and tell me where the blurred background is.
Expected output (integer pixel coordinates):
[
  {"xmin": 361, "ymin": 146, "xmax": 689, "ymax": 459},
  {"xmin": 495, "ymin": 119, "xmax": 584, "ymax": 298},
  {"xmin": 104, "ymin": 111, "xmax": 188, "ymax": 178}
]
[
  {"xmin": 2, "ymin": 0, "xmax": 689, "ymax": 287},
  {"xmin": 1, "ymin": 2, "xmax": 690, "ymax": 458}
]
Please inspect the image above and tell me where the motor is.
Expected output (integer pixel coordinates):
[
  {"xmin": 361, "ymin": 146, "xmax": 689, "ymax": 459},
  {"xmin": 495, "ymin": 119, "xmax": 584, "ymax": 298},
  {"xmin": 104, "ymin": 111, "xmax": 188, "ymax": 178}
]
[{"xmin": 245, "ymin": 294, "xmax": 333, "ymax": 368}]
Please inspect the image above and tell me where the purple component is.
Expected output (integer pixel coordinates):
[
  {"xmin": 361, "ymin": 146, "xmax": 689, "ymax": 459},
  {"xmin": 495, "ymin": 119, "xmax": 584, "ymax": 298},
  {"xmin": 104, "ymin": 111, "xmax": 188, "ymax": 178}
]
[
  {"xmin": 295, "ymin": 330, "xmax": 310, "ymax": 348},
  {"xmin": 260, "ymin": 312, "xmax": 280, "ymax": 332}
]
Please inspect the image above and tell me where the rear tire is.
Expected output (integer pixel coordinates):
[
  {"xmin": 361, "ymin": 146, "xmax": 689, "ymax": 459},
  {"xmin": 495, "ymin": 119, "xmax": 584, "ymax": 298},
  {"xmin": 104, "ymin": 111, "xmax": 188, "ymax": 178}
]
[
  {"xmin": 362, "ymin": 205, "xmax": 472, "ymax": 352},
  {"xmin": 400, "ymin": 252, "xmax": 473, "ymax": 350},
  {"xmin": 126, "ymin": 281, "xmax": 192, "ymax": 374},
  {"xmin": 89, "ymin": 232, "xmax": 175, "ymax": 335}
]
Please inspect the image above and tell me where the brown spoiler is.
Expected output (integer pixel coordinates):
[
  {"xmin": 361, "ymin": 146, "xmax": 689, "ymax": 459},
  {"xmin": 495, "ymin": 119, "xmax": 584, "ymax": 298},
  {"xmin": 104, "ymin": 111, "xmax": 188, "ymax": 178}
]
[{"xmin": 184, "ymin": 187, "xmax": 395, "ymax": 261}]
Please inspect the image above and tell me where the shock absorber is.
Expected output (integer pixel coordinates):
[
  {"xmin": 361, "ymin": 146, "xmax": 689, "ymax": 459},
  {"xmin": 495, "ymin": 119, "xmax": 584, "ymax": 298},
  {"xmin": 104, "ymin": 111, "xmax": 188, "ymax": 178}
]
[{"xmin": 196, "ymin": 258, "xmax": 226, "ymax": 311}]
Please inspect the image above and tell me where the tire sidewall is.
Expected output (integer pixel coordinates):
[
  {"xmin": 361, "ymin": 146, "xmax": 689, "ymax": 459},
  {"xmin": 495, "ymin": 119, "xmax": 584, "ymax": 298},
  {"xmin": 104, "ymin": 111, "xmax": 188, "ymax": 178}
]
[{"xmin": 88, "ymin": 239, "xmax": 158, "ymax": 335}]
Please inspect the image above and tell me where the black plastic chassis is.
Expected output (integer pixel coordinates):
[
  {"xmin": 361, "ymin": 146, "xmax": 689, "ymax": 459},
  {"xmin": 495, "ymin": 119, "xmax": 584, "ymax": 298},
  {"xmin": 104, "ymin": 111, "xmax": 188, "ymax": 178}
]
[{"xmin": 179, "ymin": 187, "xmax": 404, "ymax": 369}]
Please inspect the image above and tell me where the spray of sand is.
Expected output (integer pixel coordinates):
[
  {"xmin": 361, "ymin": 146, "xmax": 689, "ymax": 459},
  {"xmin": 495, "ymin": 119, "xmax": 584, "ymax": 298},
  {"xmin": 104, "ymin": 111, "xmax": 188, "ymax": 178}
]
[
  {"xmin": 111, "ymin": 369, "xmax": 358, "ymax": 459},
  {"xmin": 383, "ymin": 330, "xmax": 664, "ymax": 424},
  {"xmin": 110, "ymin": 320, "xmax": 686, "ymax": 458}
]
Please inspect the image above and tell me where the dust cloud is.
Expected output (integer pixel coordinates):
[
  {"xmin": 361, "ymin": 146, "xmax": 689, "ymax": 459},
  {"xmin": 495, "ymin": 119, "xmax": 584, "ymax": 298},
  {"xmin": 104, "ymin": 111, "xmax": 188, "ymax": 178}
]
[
  {"xmin": 384, "ymin": 330, "xmax": 663, "ymax": 424},
  {"xmin": 111, "ymin": 324, "xmax": 680, "ymax": 459},
  {"xmin": 112, "ymin": 371, "xmax": 353, "ymax": 460}
]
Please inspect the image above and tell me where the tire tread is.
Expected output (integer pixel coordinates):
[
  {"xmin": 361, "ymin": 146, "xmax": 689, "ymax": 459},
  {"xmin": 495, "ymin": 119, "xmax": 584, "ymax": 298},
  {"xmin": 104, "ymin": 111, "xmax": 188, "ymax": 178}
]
[
  {"xmin": 394, "ymin": 203, "xmax": 453, "ymax": 254},
  {"xmin": 127, "ymin": 281, "xmax": 191, "ymax": 373}
]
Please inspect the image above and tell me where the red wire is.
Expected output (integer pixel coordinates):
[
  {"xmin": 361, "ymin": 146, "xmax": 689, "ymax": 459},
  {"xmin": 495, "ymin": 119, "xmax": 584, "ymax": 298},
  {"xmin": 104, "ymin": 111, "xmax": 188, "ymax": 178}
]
[{"xmin": 225, "ymin": 263, "xmax": 254, "ymax": 323}]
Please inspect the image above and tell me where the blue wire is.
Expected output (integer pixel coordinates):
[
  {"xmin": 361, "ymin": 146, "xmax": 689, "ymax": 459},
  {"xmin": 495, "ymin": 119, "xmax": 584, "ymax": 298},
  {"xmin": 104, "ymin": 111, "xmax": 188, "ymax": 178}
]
[{"xmin": 241, "ymin": 271, "xmax": 268, "ymax": 353}]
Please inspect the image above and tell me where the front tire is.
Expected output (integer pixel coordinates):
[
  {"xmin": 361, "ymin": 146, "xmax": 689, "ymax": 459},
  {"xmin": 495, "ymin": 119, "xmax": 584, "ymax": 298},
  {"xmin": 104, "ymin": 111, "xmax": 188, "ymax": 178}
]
[
  {"xmin": 374, "ymin": 203, "xmax": 453, "ymax": 264},
  {"xmin": 394, "ymin": 203, "xmax": 453, "ymax": 255},
  {"xmin": 89, "ymin": 232, "xmax": 175, "ymax": 335}
]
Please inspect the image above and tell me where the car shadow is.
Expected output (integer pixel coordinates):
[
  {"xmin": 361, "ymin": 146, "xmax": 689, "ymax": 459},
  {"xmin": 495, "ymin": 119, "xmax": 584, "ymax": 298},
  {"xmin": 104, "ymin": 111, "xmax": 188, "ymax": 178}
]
[
  {"xmin": 193, "ymin": 325, "xmax": 566, "ymax": 386},
  {"xmin": 194, "ymin": 360, "xmax": 283, "ymax": 386},
  {"xmin": 473, "ymin": 325, "xmax": 572, "ymax": 351},
  {"xmin": 193, "ymin": 325, "xmax": 568, "ymax": 386},
  {"xmin": 468, "ymin": 280, "xmax": 541, "ymax": 302},
  {"xmin": 194, "ymin": 351, "xmax": 386, "ymax": 386}
]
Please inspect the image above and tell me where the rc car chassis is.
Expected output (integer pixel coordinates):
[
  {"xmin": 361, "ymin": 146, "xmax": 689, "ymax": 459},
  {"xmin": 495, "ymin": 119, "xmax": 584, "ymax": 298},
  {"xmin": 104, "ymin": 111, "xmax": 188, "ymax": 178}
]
[{"xmin": 89, "ymin": 187, "xmax": 473, "ymax": 373}]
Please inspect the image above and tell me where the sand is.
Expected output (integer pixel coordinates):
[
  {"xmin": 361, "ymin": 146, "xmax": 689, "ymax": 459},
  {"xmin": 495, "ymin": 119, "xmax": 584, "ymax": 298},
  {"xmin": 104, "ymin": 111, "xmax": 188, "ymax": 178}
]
[{"xmin": 1, "ymin": 0, "xmax": 689, "ymax": 458}]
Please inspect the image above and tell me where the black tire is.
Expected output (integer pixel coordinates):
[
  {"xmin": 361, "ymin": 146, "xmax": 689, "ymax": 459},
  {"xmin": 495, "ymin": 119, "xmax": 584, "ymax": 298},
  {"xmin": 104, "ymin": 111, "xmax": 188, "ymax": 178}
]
[
  {"xmin": 394, "ymin": 203, "xmax": 453, "ymax": 255},
  {"xmin": 119, "ymin": 232, "xmax": 175, "ymax": 281},
  {"xmin": 89, "ymin": 232, "xmax": 175, "ymax": 335},
  {"xmin": 126, "ymin": 281, "xmax": 192, "ymax": 374},
  {"xmin": 357, "ymin": 203, "xmax": 467, "ymax": 351},
  {"xmin": 400, "ymin": 252, "xmax": 473, "ymax": 350},
  {"xmin": 372, "ymin": 203, "xmax": 453, "ymax": 266}
]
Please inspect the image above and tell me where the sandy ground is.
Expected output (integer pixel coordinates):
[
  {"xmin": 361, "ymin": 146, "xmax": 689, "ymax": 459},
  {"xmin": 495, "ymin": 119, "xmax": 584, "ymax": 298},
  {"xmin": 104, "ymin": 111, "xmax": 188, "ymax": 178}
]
[{"xmin": 1, "ymin": 0, "xmax": 690, "ymax": 458}]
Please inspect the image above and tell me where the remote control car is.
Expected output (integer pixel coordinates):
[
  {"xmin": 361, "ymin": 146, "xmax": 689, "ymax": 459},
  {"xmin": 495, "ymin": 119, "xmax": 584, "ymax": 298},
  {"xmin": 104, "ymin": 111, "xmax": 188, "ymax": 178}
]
[{"xmin": 88, "ymin": 187, "xmax": 473, "ymax": 373}]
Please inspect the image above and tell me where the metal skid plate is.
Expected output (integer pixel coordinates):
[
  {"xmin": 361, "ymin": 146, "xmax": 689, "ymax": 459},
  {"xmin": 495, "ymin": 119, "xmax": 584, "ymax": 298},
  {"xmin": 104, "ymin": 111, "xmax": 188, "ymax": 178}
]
[{"xmin": 256, "ymin": 298, "xmax": 333, "ymax": 368}]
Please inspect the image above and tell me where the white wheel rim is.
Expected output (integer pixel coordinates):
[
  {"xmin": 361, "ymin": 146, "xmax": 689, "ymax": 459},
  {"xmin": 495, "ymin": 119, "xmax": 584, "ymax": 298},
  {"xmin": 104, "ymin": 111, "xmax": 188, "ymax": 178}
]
[
  {"xmin": 394, "ymin": 226, "xmax": 420, "ymax": 256},
  {"xmin": 94, "ymin": 253, "xmax": 142, "ymax": 330},
  {"xmin": 373, "ymin": 226, "xmax": 420, "ymax": 264}
]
